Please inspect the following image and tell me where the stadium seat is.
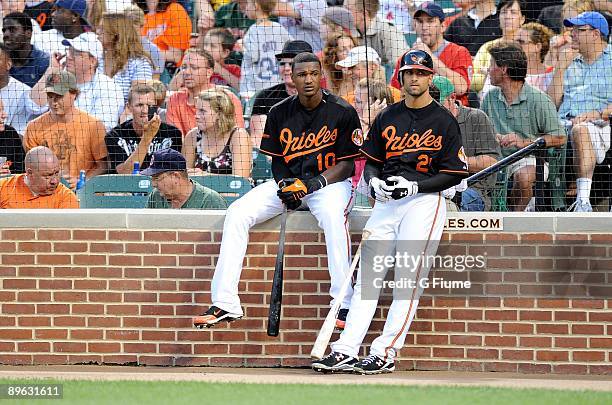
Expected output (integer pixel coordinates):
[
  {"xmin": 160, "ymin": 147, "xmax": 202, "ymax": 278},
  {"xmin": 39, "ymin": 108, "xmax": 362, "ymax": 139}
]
[
  {"xmin": 77, "ymin": 174, "xmax": 152, "ymax": 208},
  {"xmin": 354, "ymin": 191, "xmax": 372, "ymax": 209},
  {"xmin": 190, "ymin": 174, "xmax": 252, "ymax": 204},
  {"xmin": 251, "ymin": 149, "xmax": 273, "ymax": 185}
]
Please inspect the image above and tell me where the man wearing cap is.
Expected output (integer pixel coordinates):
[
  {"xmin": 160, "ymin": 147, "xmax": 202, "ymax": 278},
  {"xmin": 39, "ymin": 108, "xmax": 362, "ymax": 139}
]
[
  {"xmin": 142, "ymin": 148, "xmax": 227, "ymax": 210},
  {"xmin": 335, "ymin": 45, "xmax": 402, "ymax": 106},
  {"xmin": 548, "ymin": 11, "xmax": 611, "ymax": 212},
  {"xmin": 249, "ymin": 39, "xmax": 312, "ymax": 148},
  {"xmin": 344, "ymin": 0, "xmax": 406, "ymax": 66},
  {"xmin": 313, "ymin": 49, "xmax": 468, "ymax": 375},
  {"xmin": 2, "ymin": 11, "xmax": 49, "ymax": 87},
  {"xmin": 389, "ymin": 3, "xmax": 473, "ymax": 106},
  {"xmin": 33, "ymin": 0, "xmax": 95, "ymax": 56},
  {"xmin": 30, "ymin": 34, "xmax": 124, "ymax": 131},
  {"xmin": 434, "ymin": 76, "xmax": 500, "ymax": 211},
  {"xmin": 23, "ymin": 70, "xmax": 109, "ymax": 189},
  {"xmin": 444, "ymin": 0, "xmax": 502, "ymax": 56},
  {"xmin": 482, "ymin": 42, "xmax": 566, "ymax": 212}
]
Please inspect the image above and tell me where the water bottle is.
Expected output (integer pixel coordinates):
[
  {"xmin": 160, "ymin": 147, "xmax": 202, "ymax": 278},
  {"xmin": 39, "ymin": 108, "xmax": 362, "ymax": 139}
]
[
  {"xmin": 75, "ymin": 170, "xmax": 86, "ymax": 190},
  {"xmin": 132, "ymin": 161, "xmax": 140, "ymax": 175}
]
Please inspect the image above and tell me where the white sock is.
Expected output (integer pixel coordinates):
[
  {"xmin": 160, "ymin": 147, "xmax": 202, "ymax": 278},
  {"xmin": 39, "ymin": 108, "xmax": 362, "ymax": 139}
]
[{"xmin": 576, "ymin": 178, "xmax": 592, "ymax": 203}]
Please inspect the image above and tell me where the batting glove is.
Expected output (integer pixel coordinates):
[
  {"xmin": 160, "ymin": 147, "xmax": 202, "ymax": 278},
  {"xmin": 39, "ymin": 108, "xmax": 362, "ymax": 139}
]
[
  {"xmin": 277, "ymin": 178, "xmax": 306, "ymax": 206},
  {"xmin": 369, "ymin": 177, "xmax": 392, "ymax": 202},
  {"xmin": 385, "ymin": 176, "xmax": 418, "ymax": 200},
  {"xmin": 442, "ymin": 187, "xmax": 456, "ymax": 199}
]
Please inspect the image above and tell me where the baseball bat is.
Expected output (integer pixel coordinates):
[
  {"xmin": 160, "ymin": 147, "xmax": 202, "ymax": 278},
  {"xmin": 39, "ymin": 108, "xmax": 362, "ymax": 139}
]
[
  {"xmin": 310, "ymin": 230, "xmax": 371, "ymax": 360},
  {"xmin": 466, "ymin": 137, "xmax": 546, "ymax": 187},
  {"xmin": 267, "ymin": 206, "xmax": 288, "ymax": 337}
]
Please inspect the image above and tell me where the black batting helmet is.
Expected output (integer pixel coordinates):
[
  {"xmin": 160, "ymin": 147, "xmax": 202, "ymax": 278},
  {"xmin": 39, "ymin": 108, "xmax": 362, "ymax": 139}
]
[{"xmin": 397, "ymin": 50, "xmax": 434, "ymax": 86}]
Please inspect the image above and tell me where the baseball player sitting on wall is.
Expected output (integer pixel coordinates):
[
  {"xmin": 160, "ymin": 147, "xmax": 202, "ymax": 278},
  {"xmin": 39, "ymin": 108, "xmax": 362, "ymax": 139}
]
[
  {"xmin": 312, "ymin": 50, "xmax": 469, "ymax": 375},
  {"xmin": 193, "ymin": 52, "xmax": 363, "ymax": 330}
]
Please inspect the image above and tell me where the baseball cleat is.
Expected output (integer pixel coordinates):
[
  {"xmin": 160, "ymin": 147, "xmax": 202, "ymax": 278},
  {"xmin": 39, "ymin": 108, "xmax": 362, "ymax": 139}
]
[
  {"xmin": 312, "ymin": 351, "xmax": 357, "ymax": 373},
  {"xmin": 353, "ymin": 354, "xmax": 395, "ymax": 375},
  {"xmin": 193, "ymin": 306, "xmax": 242, "ymax": 329},
  {"xmin": 335, "ymin": 308, "xmax": 349, "ymax": 331}
]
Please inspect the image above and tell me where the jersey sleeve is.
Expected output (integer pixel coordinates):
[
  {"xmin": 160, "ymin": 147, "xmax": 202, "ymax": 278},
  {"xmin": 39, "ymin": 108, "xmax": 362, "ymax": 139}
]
[
  {"xmin": 437, "ymin": 119, "xmax": 469, "ymax": 177},
  {"xmin": 335, "ymin": 106, "xmax": 362, "ymax": 161},
  {"xmin": 259, "ymin": 106, "xmax": 283, "ymax": 157},
  {"xmin": 359, "ymin": 114, "xmax": 386, "ymax": 163}
]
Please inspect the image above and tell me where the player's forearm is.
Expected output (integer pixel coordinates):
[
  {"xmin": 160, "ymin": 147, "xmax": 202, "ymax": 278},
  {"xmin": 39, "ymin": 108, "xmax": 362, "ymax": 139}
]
[
  {"xmin": 547, "ymin": 69, "xmax": 566, "ymax": 108},
  {"xmin": 116, "ymin": 143, "xmax": 151, "ymax": 174},
  {"xmin": 321, "ymin": 160, "xmax": 354, "ymax": 184},
  {"xmin": 417, "ymin": 173, "xmax": 463, "ymax": 193},
  {"xmin": 363, "ymin": 161, "xmax": 382, "ymax": 185},
  {"xmin": 468, "ymin": 155, "xmax": 497, "ymax": 173}
]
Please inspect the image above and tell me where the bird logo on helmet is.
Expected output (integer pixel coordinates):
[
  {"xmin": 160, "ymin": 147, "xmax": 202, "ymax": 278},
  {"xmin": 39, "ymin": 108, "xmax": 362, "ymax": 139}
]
[{"xmin": 397, "ymin": 50, "xmax": 435, "ymax": 86}]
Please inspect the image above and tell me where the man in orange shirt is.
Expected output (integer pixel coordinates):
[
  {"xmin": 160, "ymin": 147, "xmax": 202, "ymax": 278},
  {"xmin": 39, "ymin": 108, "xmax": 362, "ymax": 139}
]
[
  {"xmin": 23, "ymin": 70, "xmax": 108, "ymax": 189},
  {"xmin": 141, "ymin": 0, "xmax": 192, "ymax": 65},
  {"xmin": 0, "ymin": 146, "xmax": 79, "ymax": 208},
  {"xmin": 166, "ymin": 48, "xmax": 244, "ymax": 136}
]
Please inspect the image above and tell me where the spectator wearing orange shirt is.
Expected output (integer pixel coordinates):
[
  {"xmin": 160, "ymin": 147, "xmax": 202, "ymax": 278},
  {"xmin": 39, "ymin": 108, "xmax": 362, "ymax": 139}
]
[
  {"xmin": 0, "ymin": 146, "xmax": 79, "ymax": 208},
  {"xmin": 140, "ymin": 0, "xmax": 191, "ymax": 66},
  {"xmin": 166, "ymin": 48, "xmax": 244, "ymax": 136},
  {"xmin": 23, "ymin": 70, "xmax": 108, "ymax": 189}
]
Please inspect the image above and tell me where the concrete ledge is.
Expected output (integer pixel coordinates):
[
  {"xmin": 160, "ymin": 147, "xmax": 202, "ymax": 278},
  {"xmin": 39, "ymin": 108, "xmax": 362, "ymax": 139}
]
[{"xmin": 1, "ymin": 210, "xmax": 612, "ymax": 232}]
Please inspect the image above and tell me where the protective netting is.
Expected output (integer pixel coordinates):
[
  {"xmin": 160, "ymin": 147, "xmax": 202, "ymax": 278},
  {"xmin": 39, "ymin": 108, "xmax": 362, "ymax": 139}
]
[{"xmin": 0, "ymin": 0, "xmax": 609, "ymax": 211}]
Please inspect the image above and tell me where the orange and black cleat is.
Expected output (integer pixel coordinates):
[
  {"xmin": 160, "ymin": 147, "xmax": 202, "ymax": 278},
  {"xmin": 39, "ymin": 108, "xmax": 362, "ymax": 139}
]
[{"xmin": 193, "ymin": 306, "xmax": 242, "ymax": 329}]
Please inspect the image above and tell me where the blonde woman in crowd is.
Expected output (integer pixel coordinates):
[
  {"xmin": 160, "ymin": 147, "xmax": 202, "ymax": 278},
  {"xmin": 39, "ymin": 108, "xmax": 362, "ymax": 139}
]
[
  {"xmin": 123, "ymin": 4, "xmax": 165, "ymax": 78},
  {"xmin": 516, "ymin": 22, "xmax": 555, "ymax": 92},
  {"xmin": 97, "ymin": 12, "xmax": 153, "ymax": 102},
  {"xmin": 322, "ymin": 33, "xmax": 358, "ymax": 100},
  {"xmin": 183, "ymin": 88, "xmax": 252, "ymax": 179}
]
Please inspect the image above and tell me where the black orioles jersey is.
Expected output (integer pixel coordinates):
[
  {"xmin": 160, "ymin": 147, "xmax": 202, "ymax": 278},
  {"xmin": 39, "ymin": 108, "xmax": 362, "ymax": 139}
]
[
  {"xmin": 260, "ymin": 90, "xmax": 362, "ymax": 181},
  {"xmin": 361, "ymin": 100, "xmax": 469, "ymax": 182}
]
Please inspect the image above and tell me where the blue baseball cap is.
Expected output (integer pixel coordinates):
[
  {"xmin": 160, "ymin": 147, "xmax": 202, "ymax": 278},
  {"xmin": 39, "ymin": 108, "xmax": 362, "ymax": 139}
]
[
  {"xmin": 563, "ymin": 11, "xmax": 609, "ymax": 37},
  {"xmin": 54, "ymin": 0, "xmax": 90, "ymax": 27},
  {"xmin": 140, "ymin": 149, "xmax": 187, "ymax": 176},
  {"xmin": 414, "ymin": 2, "xmax": 445, "ymax": 22}
]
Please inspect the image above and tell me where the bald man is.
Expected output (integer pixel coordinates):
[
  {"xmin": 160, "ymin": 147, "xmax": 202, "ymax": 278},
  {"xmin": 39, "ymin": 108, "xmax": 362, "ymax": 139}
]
[{"xmin": 0, "ymin": 146, "xmax": 79, "ymax": 208}]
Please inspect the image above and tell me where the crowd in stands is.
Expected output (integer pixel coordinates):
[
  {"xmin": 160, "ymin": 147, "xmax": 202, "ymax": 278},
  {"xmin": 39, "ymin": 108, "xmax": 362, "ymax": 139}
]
[{"xmin": 0, "ymin": 0, "xmax": 610, "ymax": 211}]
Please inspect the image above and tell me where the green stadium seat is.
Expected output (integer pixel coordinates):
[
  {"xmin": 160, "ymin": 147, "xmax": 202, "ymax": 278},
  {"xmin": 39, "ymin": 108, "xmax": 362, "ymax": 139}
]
[
  {"xmin": 190, "ymin": 174, "xmax": 252, "ymax": 204},
  {"xmin": 251, "ymin": 148, "xmax": 273, "ymax": 185},
  {"xmin": 77, "ymin": 174, "xmax": 152, "ymax": 208}
]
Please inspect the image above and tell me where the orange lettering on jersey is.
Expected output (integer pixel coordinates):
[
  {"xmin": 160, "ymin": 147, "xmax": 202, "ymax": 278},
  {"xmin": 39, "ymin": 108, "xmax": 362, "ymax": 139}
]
[
  {"xmin": 280, "ymin": 126, "xmax": 338, "ymax": 162},
  {"xmin": 382, "ymin": 125, "xmax": 443, "ymax": 159}
]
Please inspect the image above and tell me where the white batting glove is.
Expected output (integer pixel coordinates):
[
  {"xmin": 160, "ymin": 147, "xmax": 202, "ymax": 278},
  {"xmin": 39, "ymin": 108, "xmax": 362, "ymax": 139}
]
[
  {"xmin": 455, "ymin": 179, "xmax": 468, "ymax": 192},
  {"xmin": 385, "ymin": 176, "xmax": 418, "ymax": 199},
  {"xmin": 369, "ymin": 177, "xmax": 392, "ymax": 202},
  {"xmin": 442, "ymin": 187, "xmax": 456, "ymax": 199}
]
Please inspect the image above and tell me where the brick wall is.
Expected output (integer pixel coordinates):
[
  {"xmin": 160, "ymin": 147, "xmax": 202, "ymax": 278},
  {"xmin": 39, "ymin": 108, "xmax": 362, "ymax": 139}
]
[{"xmin": 0, "ymin": 211, "xmax": 610, "ymax": 375}]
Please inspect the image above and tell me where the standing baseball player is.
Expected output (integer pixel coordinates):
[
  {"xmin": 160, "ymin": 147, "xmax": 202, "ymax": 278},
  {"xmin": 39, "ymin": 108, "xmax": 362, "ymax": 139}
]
[
  {"xmin": 193, "ymin": 52, "xmax": 363, "ymax": 330},
  {"xmin": 312, "ymin": 50, "xmax": 469, "ymax": 374}
]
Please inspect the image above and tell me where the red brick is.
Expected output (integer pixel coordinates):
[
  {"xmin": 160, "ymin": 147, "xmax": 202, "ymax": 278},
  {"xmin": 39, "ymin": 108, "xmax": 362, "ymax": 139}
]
[
  {"xmin": 590, "ymin": 338, "xmax": 612, "ymax": 348},
  {"xmin": 36, "ymin": 329, "xmax": 67, "ymax": 339},
  {"xmin": 484, "ymin": 362, "xmax": 518, "ymax": 373},
  {"xmin": 502, "ymin": 349, "xmax": 533, "ymax": 361},
  {"xmin": 572, "ymin": 324, "xmax": 604, "ymax": 335},
  {"xmin": 518, "ymin": 363, "xmax": 551, "ymax": 374},
  {"xmin": 467, "ymin": 322, "xmax": 499, "ymax": 333},
  {"xmin": 555, "ymin": 337, "xmax": 588, "ymax": 348},
  {"xmin": 177, "ymin": 256, "xmax": 209, "ymax": 266},
  {"xmin": 139, "ymin": 356, "xmax": 174, "ymax": 366},
  {"xmin": 434, "ymin": 322, "xmax": 465, "ymax": 332},
  {"xmin": 537, "ymin": 350, "xmax": 569, "ymax": 361},
  {"xmin": 502, "ymin": 298, "xmax": 535, "ymax": 308},
  {"xmin": 553, "ymin": 364, "xmax": 588, "ymax": 374},
  {"xmin": 124, "ymin": 293, "xmax": 157, "ymax": 302},
  {"xmin": 124, "ymin": 343, "xmax": 157, "ymax": 353},
  {"xmin": 589, "ymin": 365, "xmax": 612, "ymax": 375},
  {"xmin": 3, "ymin": 303, "xmax": 35, "ymax": 314},
  {"xmin": 18, "ymin": 242, "xmax": 52, "ymax": 252},
  {"xmin": 108, "ymin": 280, "xmax": 142, "ymax": 290},
  {"xmin": 501, "ymin": 323, "xmax": 533, "ymax": 334},
  {"xmin": 554, "ymin": 311, "xmax": 587, "ymax": 321},
  {"xmin": 103, "ymin": 355, "xmax": 138, "ymax": 365},
  {"xmin": 72, "ymin": 304, "xmax": 104, "ymax": 314},
  {"xmin": 74, "ymin": 279, "xmax": 107, "ymax": 289},
  {"xmin": 0, "ymin": 341, "xmax": 14, "ymax": 351},
  {"xmin": 144, "ymin": 256, "xmax": 177, "ymax": 266},
  {"xmin": 143, "ymin": 280, "xmax": 177, "ymax": 291},
  {"xmin": 0, "ymin": 291, "xmax": 15, "ymax": 302},
  {"xmin": 466, "ymin": 349, "xmax": 498, "ymax": 359},
  {"xmin": 68, "ymin": 355, "xmax": 102, "ymax": 365},
  {"xmin": 485, "ymin": 233, "xmax": 519, "ymax": 242},
  {"xmin": 32, "ymin": 355, "xmax": 68, "ymax": 365},
  {"xmin": 0, "ymin": 329, "xmax": 32, "ymax": 339},
  {"xmin": 159, "ymin": 344, "xmax": 193, "ymax": 354},
  {"xmin": 153, "ymin": 318, "xmax": 186, "ymax": 329},
  {"xmin": 195, "ymin": 244, "xmax": 220, "ymax": 254},
  {"xmin": 74, "ymin": 255, "xmax": 107, "ymax": 265},
  {"xmin": 37, "ymin": 255, "xmax": 71, "ymax": 265},
  {"xmin": 88, "ymin": 292, "xmax": 122, "ymax": 302},
  {"xmin": 71, "ymin": 329, "xmax": 103, "ymax": 339},
  {"xmin": 38, "ymin": 279, "xmax": 73, "ymax": 289},
  {"xmin": 161, "ymin": 244, "xmax": 194, "ymax": 254},
  {"xmin": 141, "ymin": 305, "xmax": 174, "ymax": 315},
  {"xmin": 53, "ymin": 291, "xmax": 87, "ymax": 302},
  {"xmin": 143, "ymin": 231, "xmax": 177, "ymax": 241},
  {"xmin": 89, "ymin": 343, "xmax": 122, "ymax": 353},
  {"xmin": 4, "ymin": 279, "xmax": 36, "ymax": 289},
  {"xmin": 468, "ymin": 297, "xmax": 500, "ymax": 307},
  {"xmin": 264, "ymin": 345, "xmax": 300, "ymax": 355},
  {"xmin": 89, "ymin": 267, "xmax": 122, "ymax": 278},
  {"xmin": 72, "ymin": 230, "xmax": 106, "ymax": 240},
  {"xmin": 537, "ymin": 324, "xmax": 569, "ymax": 334},
  {"xmin": 520, "ymin": 336, "xmax": 552, "ymax": 348},
  {"xmin": 105, "ymin": 330, "xmax": 140, "ymax": 340},
  {"xmin": 109, "ymin": 255, "xmax": 142, "ymax": 266},
  {"xmin": 142, "ymin": 331, "xmax": 176, "ymax": 340},
  {"xmin": 178, "ymin": 331, "xmax": 212, "ymax": 342},
  {"xmin": 2, "ymin": 255, "xmax": 35, "ymax": 265},
  {"xmin": 126, "ymin": 243, "xmax": 160, "ymax": 254},
  {"xmin": 54, "ymin": 267, "xmax": 87, "ymax": 277},
  {"xmin": 108, "ymin": 231, "xmax": 142, "ymax": 241},
  {"xmin": 414, "ymin": 360, "xmax": 450, "ymax": 371},
  {"xmin": 178, "ymin": 231, "xmax": 212, "ymax": 242},
  {"xmin": 0, "ymin": 242, "xmax": 16, "ymax": 252},
  {"xmin": 573, "ymin": 300, "xmax": 605, "ymax": 309},
  {"xmin": 449, "ymin": 335, "xmax": 481, "ymax": 346},
  {"xmin": 90, "ymin": 243, "xmax": 123, "ymax": 253},
  {"xmin": 520, "ymin": 310, "xmax": 552, "ymax": 321},
  {"xmin": 433, "ymin": 348, "xmax": 464, "ymax": 358},
  {"xmin": 54, "ymin": 342, "xmax": 86, "ymax": 353},
  {"xmin": 416, "ymin": 335, "xmax": 449, "ymax": 345},
  {"xmin": 37, "ymin": 304, "xmax": 70, "ymax": 314},
  {"xmin": 417, "ymin": 309, "xmax": 448, "ymax": 319},
  {"xmin": 88, "ymin": 317, "xmax": 120, "ymax": 327},
  {"xmin": 574, "ymin": 351, "xmax": 606, "ymax": 362},
  {"xmin": 107, "ymin": 305, "xmax": 139, "ymax": 315},
  {"xmin": 2, "ymin": 354, "xmax": 32, "ymax": 365},
  {"xmin": 484, "ymin": 336, "xmax": 517, "ymax": 347},
  {"xmin": 18, "ymin": 342, "xmax": 50, "ymax": 352},
  {"xmin": 53, "ymin": 242, "xmax": 88, "ymax": 252},
  {"xmin": 18, "ymin": 291, "xmax": 51, "ymax": 302},
  {"xmin": 402, "ymin": 347, "xmax": 431, "ymax": 358},
  {"xmin": 123, "ymin": 317, "xmax": 157, "ymax": 328},
  {"xmin": 18, "ymin": 317, "xmax": 50, "ymax": 327},
  {"xmin": 2, "ymin": 230, "xmax": 35, "ymax": 240},
  {"xmin": 521, "ymin": 233, "xmax": 553, "ymax": 242},
  {"xmin": 37, "ymin": 230, "xmax": 71, "ymax": 240},
  {"xmin": 485, "ymin": 310, "xmax": 517, "ymax": 321},
  {"xmin": 54, "ymin": 316, "xmax": 85, "ymax": 327}
]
